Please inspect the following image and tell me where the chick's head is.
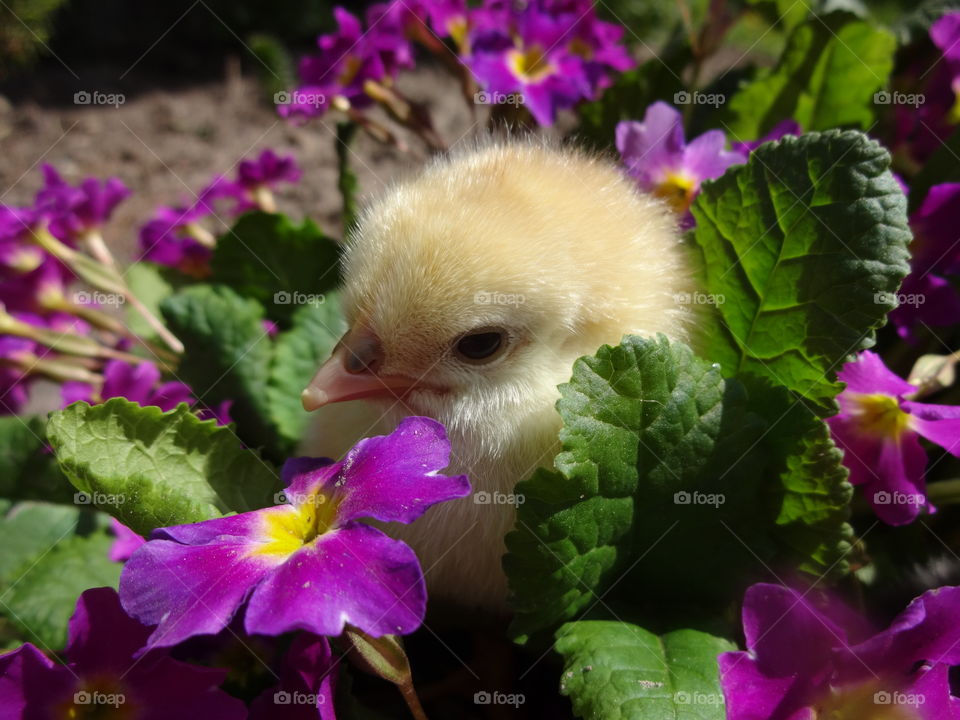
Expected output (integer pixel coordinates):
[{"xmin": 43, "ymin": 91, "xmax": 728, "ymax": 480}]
[{"xmin": 303, "ymin": 142, "xmax": 699, "ymax": 461}]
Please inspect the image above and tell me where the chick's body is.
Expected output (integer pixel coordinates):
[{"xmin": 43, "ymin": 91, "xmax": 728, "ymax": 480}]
[{"xmin": 302, "ymin": 141, "xmax": 699, "ymax": 611}]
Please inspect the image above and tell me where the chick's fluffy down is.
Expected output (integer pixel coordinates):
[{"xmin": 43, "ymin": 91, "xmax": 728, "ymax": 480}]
[{"xmin": 304, "ymin": 141, "xmax": 700, "ymax": 611}]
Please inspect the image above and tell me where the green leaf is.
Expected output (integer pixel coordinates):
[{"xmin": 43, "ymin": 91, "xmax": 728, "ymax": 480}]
[
  {"xmin": 46, "ymin": 399, "xmax": 281, "ymax": 536},
  {"xmin": 505, "ymin": 336, "xmax": 771, "ymax": 642},
  {"xmin": 267, "ymin": 294, "xmax": 346, "ymax": 449},
  {"xmin": 1, "ymin": 530, "xmax": 120, "ymax": 649},
  {"xmin": 691, "ymin": 130, "xmax": 911, "ymax": 410},
  {"xmin": 555, "ymin": 621, "xmax": 734, "ymax": 720},
  {"xmin": 725, "ymin": 13, "xmax": 895, "ymax": 139},
  {"xmin": 0, "ymin": 416, "xmax": 73, "ymax": 504},
  {"xmin": 160, "ymin": 284, "xmax": 283, "ymax": 455},
  {"xmin": 210, "ymin": 211, "xmax": 340, "ymax": 325},
  {"xmin": 0, "ymin": 503, "xmax": 82, "ymax": 584}
]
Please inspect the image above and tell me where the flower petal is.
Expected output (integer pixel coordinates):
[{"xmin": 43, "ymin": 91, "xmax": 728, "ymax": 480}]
[
  {"xmin": 862, "ymin": 434, "xmax": 928, "ymax": 525},
  {"xmin": 249, "ymin": 634, "xmax": 338, "ymax": 720},
  {"xmin": 837, "ymin": 351, "xmax": 916, "ymax": 397},
  {"xmin": 120, "ymin": 538, "xmax": 277, "ymax": 649},
  {"xmin": 0, "ymin": 643, "xmax": 74, "ymax": 715},
  {"xmin": 65, "ymin": 587, "xmax": 152, "ymax": 671},
  {"xmin": 718, "ymin": 650, "xmax": 817, "ymax": 720},
  {"xmin": 245, "ymin": 524, "xmax": 426, "ymax": 638}
]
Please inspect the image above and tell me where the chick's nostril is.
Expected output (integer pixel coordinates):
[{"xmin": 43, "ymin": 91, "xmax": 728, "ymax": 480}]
[{"xmin": 342, "ymin": 336, "xmax": 383, "ymax": 375}]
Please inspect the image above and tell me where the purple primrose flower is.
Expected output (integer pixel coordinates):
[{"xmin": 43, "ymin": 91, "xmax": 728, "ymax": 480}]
[
  {"xmin": 827, "ymin": 351, "xmax": 960, "ymax": 525},
  {"xmin": 0, "ymin": 587, "xmax": 245, "ymax": 718},
  {"xmin": 119, "ymin": 416, "xmax": 471, "ymax": 649},
  {"xmin": 720, "ymin": 582, "xmax": 960, "ymax": 719}
]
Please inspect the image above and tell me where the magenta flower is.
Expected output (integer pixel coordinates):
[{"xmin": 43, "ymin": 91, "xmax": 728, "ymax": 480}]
[
  {"xmin": 889, "ymin": 183, "xmax": 960, "ymax": 340},
  {"xmin": 138, "ymin": 204, "xmax": 214, "ymax": 277},
  {"xmin": 35, "ymin": 165, "xmax": 130, "ymax": 243},
  {"xmin": 826, "ymin": 351, "xmax": 960, "ymax": 525},
  {"xmin": 281, "ymin": 6, "xmax": 415, "ymax": 120},
  {"xmin": 237, "ymin": 149, "xmax": 301, "ymax": 193},
  {"xmin": 109, "ymin": 517, "xmax": 147, "ymax": 562},
  {"xmin": 731, "ymin": 119, "xmax": 801, "ymax": 154},
  {"xmin": 617, "ymin": 102, "xmax": 746, "ymax": 219},
  {"xmin": 720, "ymin": 583, "xmax": 960, "ymax": 719},
  {"xmin": 249, "ymin": 634, "xmax": 338, "ymax": 719},
  {"xmin": 120, "ymin": 417, "xmax": 471, "ymax": 649},
  {"xmin": 466, "ymin": 0, "xmax": 634, "ymax": 125},
  {"xmin": 0, "ymin": 206, "xmax": 45, "ymax": 272},
  {"xmin": 62, "ymin": 359, "xmax": 194, "ymax": 412},
  {"xmin": 0, "ymin": 587, "xmax": 245, "ymax": 718}
]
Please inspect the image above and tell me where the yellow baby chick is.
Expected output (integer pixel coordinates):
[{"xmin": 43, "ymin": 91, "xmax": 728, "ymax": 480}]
[{"xmin": 301, "ymin": 140, "xmax": 699, "ymax": 612}]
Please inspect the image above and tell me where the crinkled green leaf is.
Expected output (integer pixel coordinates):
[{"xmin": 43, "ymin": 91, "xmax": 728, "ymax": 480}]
[
  {"xmin": 211, "ymin": 211, "xmax": 340, "ymax": 326},
  {"xmin": 726, "ymin": 13, "xmax": 894, "ymax": 139},
  {"xmin": 160, "ymin": 284, "xmax": 282, "ymax": 456},
  {"xmin": 1, "ymin": 530, "xmax": 120, "ymax": 649},
  {"xmin": 46, "ymin": 399, "xmax": 281, "ymax": 536},
  {"xmin": 505, "ymin": 335, "xmax": 770, "ymax": 642},
  {"xmin": 691, "ymin": 130, "xmax": 911, "ymax": 410},
  {"xmin": 555, "ymin": 621, "xmax": 734, "ymax": 720},
  {"xmin": 0, "ymin": 416, "xmax": 73, "ymax": 504},
  {"xmin": 267, "ymin": 294, "xmax": 346, "ymax": 449}
]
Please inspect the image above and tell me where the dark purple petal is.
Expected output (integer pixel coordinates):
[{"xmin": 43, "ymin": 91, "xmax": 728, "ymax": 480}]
[
  {"xmin": 245, "ymin": 523, "xmax": 426, "ymax": 638},
  {"xmin": 102, "ymin": 360, "xmax": 161, "ymax": 405},
  {"xmin": 0, "ymin": 643, "xmax": 75, "ymax": 715},
  {"xmin": 718, "ymin": 650, "xmax": 817, "ymax": 720},
  {"xmin": 741, "ymin": 584, "xmax": 847, "ymax": 678},
  {"xmin": 249, "ymin": 634, "xmax": 338, "ymax": 719},
  {"xmin": 65, "ymin": 587, "xmax": 154, "ymax": 670},
  {"xmin": 841, "ymin": 586, "xmax": 960, "ymax": 676},
  {"xmin": 907, "ymin": 663, "xmax": 960, "ymax": 720}
]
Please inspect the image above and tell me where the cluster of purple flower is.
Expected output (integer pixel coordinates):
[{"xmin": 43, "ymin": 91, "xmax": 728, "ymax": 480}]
[
  {"xmin": 139, "ymin": 149, "xmax": 301, "ymax": 277},
  {"xmin": 281, "ymin": 0, "xmax": 634, "ymax": 126},
  {"xmin": 1, "ymin": 417, "xmax": 471, "ymax": 718},
  {"xmin": 722, "ymin": 582, "xmax": 960, "ymax": 718}
]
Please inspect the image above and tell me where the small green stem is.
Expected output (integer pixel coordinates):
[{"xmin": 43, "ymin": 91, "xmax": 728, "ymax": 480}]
[
  {"xmin": 398, "ymin": 680, "xmax": 429, "ymax": 720},
  {"xmin": 926, "ymin": 479, "xmax": 960, "ymax": 507}
]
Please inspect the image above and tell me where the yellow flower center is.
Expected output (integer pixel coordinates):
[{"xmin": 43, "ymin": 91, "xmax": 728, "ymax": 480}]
[
  {"xmin": 846, "ymin": 393, "xmax": 912, "ymax": 438},
  {"xmin": 813, "ymin": 682, "xmax": 922, "ymax": 720},
  {"xmin": 653, "ymin": 171, "xmax": 698, "ymax": 214},
  {"xmin": 568, "ymin": 37, "xmax": 594, "ymax": 60},
  {"xmin": 448, "ymin": 17, "xmax": 468, "ymax": 51},
  {"xmin": 256, "ymin": 490, "xmax": 340, "ymax": 557},
  {"xmin": 507, "ymin": 46, "xmax": 554, "ymax": 83},
  {"xmin": 338, "ymin": 56, "xmax": 364, "ymax": 87}
]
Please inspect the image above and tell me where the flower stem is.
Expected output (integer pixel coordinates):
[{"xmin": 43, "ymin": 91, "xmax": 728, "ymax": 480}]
[
  {"xmin": 398, "ymin": 680, "xmax": 430, "ymax": 720},
  {"xmin": 926, "ymin": 479, "xmax": 960, "ymax": 507}
]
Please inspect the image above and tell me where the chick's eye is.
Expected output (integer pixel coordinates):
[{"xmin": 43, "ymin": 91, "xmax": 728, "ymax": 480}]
[{"xmin": 455, "ymin": 329, "xmax": 507, "ymax": 363}]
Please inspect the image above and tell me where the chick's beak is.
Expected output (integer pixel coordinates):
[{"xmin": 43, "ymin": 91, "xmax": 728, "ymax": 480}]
[{"xmin": 301, "ymin": 329, "xmax": 416, "ymax": 411}]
